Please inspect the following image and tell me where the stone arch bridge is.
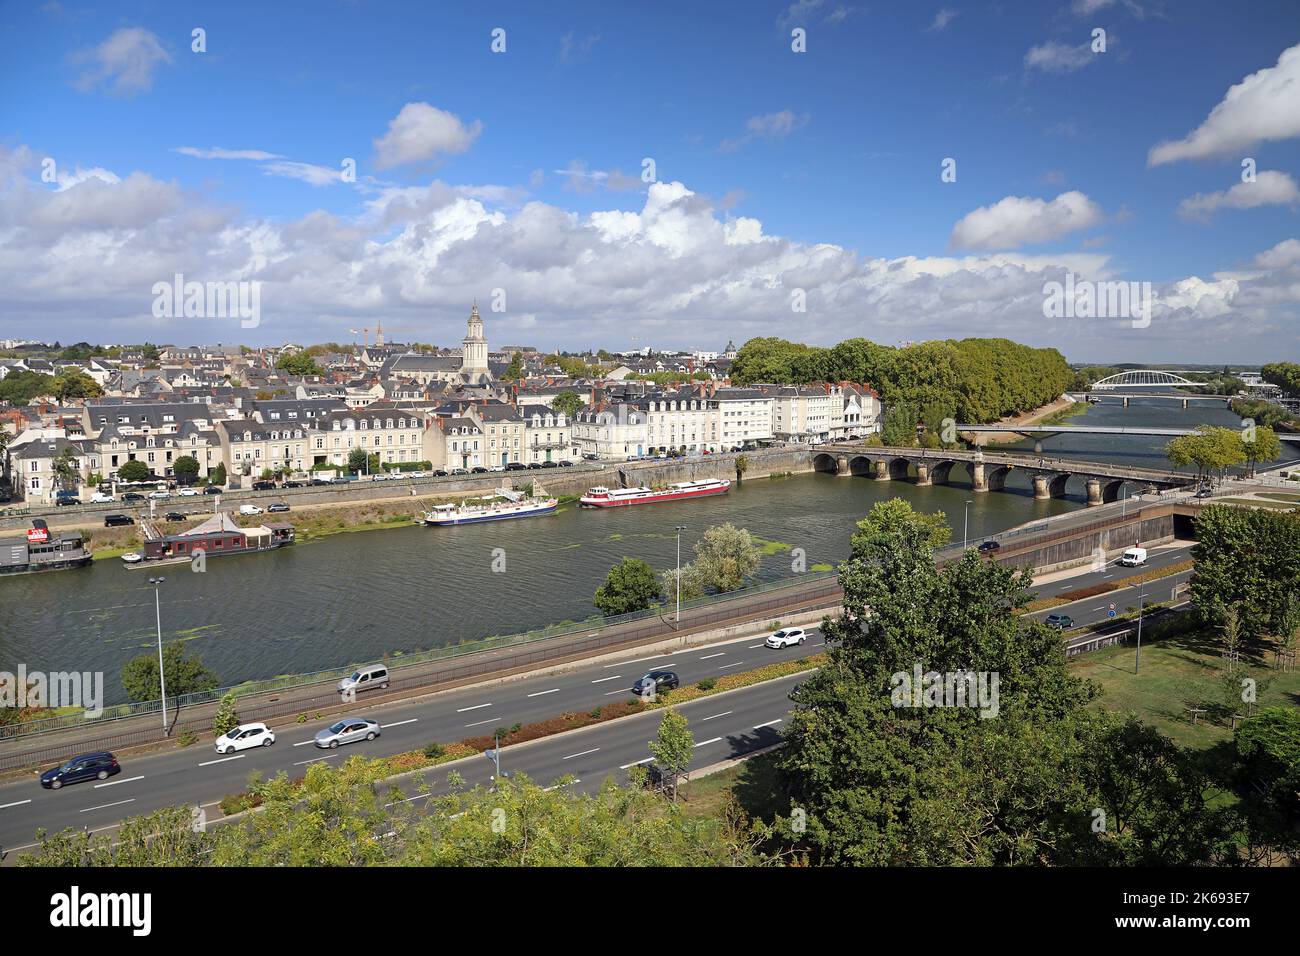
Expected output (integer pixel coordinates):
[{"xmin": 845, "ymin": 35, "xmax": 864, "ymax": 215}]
[{"xmin": 813, "ymin": 444, "xmax": 1194, "ymax": 506}]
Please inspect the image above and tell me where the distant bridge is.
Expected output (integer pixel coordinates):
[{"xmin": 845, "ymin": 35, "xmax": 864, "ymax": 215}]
[
  {"xmin": 955, "ymin": 424, "xmax": 1300, "ymax": 452},
  {"xmin": 1065, "ymin": 391, "xmax": 1233, "ymax": 408},
  {"xmin": 816, "ymin": 444, "xmax": 1194, "ymax": 506},
  {"xmin": 1090, "ymin": 370, "xmax": 1200, "ymax": 390}
]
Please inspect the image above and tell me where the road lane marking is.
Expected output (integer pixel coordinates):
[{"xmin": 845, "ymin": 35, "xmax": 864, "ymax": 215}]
[
  {"xmin": 293, "ymin": 739, "xmax": 316, "ymax": 747},
  {"xmin": 591, "ymin": 675, "xmax": 622, "ymax": 683},
  {"xmin": 604, "ymin": 688, "xmax": 630, "ymax": 696},
  {"xmin": 0, "ymin": 799, "xmax": 32, "ymax": 810},
  {"xmin": 619, "ymin": 757, "xmax": 654, "ymax": 769},
  {"xmin": 701, "ymin": 711, "xmax": 733, "ymax": 721},
  {"xmin": 718, "ymin": 661, "xmax": 744, "ymax": 669},
  {"xmin": 753, "ymin": 719, "xmax": 783, "ymax": 729},
  {"xmin": 198, "ymin": 754, "xmax": 245, "ymax": 767},
  {"xmin": 748, "ymin": 643, "xmax": 765, "ymax": 648},
  {"xmin": 694, "ymin": 737, "xmax": 723, "ymax": 747},
  {"xmin": 699, "ymin": 652, "xmax": 725, "ymax": 660},
  {"xmin": 527, "ymin": 688, "xmax": 559, "ymax": 697},
  {"xmin": 382, "ymin": 718, "xmax": 418, "ymax": 729},
  {"xmin": 94, "ymin": 775, "xmax": 144, "ymax": 789},
  {"xmin": 294, "ymin": 753, "xmax": 340, "ymax": 766},
  {"xmin": 465, "ymin": 717, "xmax": 499, "ymax": 728},
  {"xmin": 562, "ymin": 748, "xmax": 599, "ymax": 760},
  {"xmin": 456, "ymin": 702, "xmax": 492, "ymax": 712},
  {"xmin": 81, "ymin": 798, "xmax": 135, "ymax": 813},
  {"xmin": 606, "ymin": 655, "xmax": 664, "ymax": 668}
]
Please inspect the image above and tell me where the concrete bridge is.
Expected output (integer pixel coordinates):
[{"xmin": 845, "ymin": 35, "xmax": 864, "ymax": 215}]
[
  {"xmin": 953, "ymin": 423, "xmax": 1300, "ymax": 452},
  {"xmin": 815, "ymin": 443, "xmax": 1194, "ymax": 506},
  {"xmin": 1064, "ymin": 392, "xmax": 1234, "ymax": 409}
]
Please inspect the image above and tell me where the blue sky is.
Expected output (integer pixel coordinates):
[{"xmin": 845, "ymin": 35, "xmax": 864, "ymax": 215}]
[{"xmin": 2, "ymin": 0, "xmax": 1299, "ymax": 361}]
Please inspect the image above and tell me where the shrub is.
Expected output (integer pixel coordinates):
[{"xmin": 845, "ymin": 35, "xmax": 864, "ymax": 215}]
[
  {"xmin": 176, "ymin": 730, "xmax": 198, "ymax": 747},
  {"xmin": 423, "ymin": 742, "xmax": 445, "ymax": 759},
  {"xmin": 697, "ymin": 678, "xmax": 717, "ymax": 691}
]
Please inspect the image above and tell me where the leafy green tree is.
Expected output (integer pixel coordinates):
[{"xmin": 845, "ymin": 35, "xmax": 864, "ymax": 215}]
[
  {"xmin": 850, "ymin": 498, "xmax": 951, "ymax": 553},
  {"xmin": 52, "ymin": 371, "xmax": 103, "ymax": 402},
  {"xmin": 1164, "ymin": 426, "xmax": 1246, "ymax": 483},
  {"xmin": 173, "ymin": 455, "xmax": 200, "ymax": 484},
  {"xmin": 0, "ymin": 370, "xmax": 56, "ymax": 405},
  {"xmin": 120, "ymin": 640, "xmax": 219, "ymax": 704},
  {"xmin": 208, "ymin": 463, "xmax": 227, "ymax": 487},
  {"xmin": 1261, "ymin": 361, "xmax": 1300, "ymax": 397},
  {"xmin": 1241, "ymin": 425, "xmax": 1282, "ymax": 474},
  {"xmin": 18, "ymin": 805, "xmax": 210, "ymax": 867},
  {"xmin": 685, "ymin": 523, "xmax": 761, "ymax": 593},
  {"xmin": 1190, "ymin": 505, "xmax": 1300, "ymax": 641},
  {"xmin": 117, "ymin": 459, "xmax": 150, "ymax": 482},
  {"xmin": 551, "ymin": 391, "xmax": 585, "ymax": 419},
  {"xmin": 51, "ymin": 447, "xmax": 80, "ymax": 491},
  {"xmin": 648, "ymin": 709, "xmax": 695, "ymax": 803},
  {"xmin": 213, "ymin": 691, "xmax": 240, "ymax": 739},
  {"xmin": 735, "ymin": 454, "xmax": 748, "ymax": 480},
  {"xmin": 1233, "ymin": 707, "xmax": 1300, "ymax": 861},
  {"xmin": 594, "ymin": 557, "xmax": 662, "ymax": 616},
  {"xmin": 504, "ymin": 351, "xmax": 525, "ymax": 380},
  {"xmin": 274, "ymin": 352, "xmax": 324, "ymax": 377}
]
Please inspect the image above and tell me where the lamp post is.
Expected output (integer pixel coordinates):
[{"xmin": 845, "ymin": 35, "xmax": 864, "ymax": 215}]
[
  {"xmin": 1134, "ymin": 579, "xmax": 1146, "ymax": 675},
  {"xmin": 675, "ymin": 525, "xmax": 686, "ymax": 624},
  {"xmin": 963, "ymin": 500, "xmax": 973, "ymax": 550},
  {"xmin": 149, "ymin": 576, "xmax": 168, "ymax": 731}
]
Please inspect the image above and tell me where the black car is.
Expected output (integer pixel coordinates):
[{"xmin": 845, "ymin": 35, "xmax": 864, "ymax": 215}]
[
  {"xmin": 505, "ymin": 462, "xmax": 527, "ymax": 472},
  {"xmin": 631, "ymin": 671, "xmax": 679, "ymax": 695},
  {"xmin": 55, "ymin": 496, "xmax": 81, "ymax": 506},
  {"xmin": 40, "ymin": 751, "xmax": 120, "ymax": 790},
  {"xmin": 558, "ymin": 460, "xmax": 573, "ymax": 467},
  {"xmin": 268, "ymin": 502, "xmax": 290, "ymax": 513},
  {"xmin": 527, "ymin": 462, "xmax": 542, "ymax": 470},
  {"xmin": 121, "ymin": 492, "xmax": 146, "ymax": 503},
  {"xmin": 251, "ymin": 480, "xmax": 276, "ymax": 491},
  {"xmin": 104, "ymin": 514, "xmax": 135, "ymax": 527},
  {"xmin": 977, "ymin": 540, "xmax": 1001, "ymax": 553},
  {"xmin": 310, "ymin": 478, "xmax": 331, "ymax": 486},
  {"xmin": 285, "ymin": 480, "xmax": 306, "ymax": 488},
  {"xmin": 540, "ymin": 460, "xmax": 559, "ymax": 468},
  {"xmin": 164, "ymin": 511, "xmax": 186, "ymax": 522},
  {"xmin": 432, "ymin": 470, "xmax": 449, "ymax": 477},
  {"xmin": 1044, "ymin": 613, "xmax": 1075, "ymax": 630},
  {"xmin": 471, "ymin": 466, "xmax": 489, "ymax": 474}
]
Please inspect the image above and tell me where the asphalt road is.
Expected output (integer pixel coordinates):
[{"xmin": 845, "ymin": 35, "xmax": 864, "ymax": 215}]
[{"xmin": 0, "ymin": 541, "xmax": 1194, "ymax": 857}]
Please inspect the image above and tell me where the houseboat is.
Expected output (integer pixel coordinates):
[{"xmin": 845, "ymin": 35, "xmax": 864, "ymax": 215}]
[
  {"xmin": 130, "ymin": 511, "xmax": 295, "ymax": 565},
  {"xmin": 422, "ymin": 488, "xmax": 558, "ymax": 525},
  {"xmin": 0, "ymin": 521, "xmax": 93, "ymax": 576},
  {"xmin": 579, "ymin": 478, "xmax": 732, "ymax": 508}
]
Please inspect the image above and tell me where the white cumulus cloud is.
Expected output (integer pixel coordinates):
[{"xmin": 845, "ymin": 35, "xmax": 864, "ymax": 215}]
[
  {"xmin": 373, "ymin": 102, "xmax": 483, "ymax": 170},
  {"xmin": 1177, "ymin": 170, "xmax": 1300, "ymax": 221},
  {"xmin": 950, "ymin": 191, "xmax": 1104, "ymax": 250}
]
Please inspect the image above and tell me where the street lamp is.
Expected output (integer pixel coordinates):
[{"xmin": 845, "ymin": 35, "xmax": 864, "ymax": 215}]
[
  {"xmin": 675, "ymin": 525, "xmax": 687, "ymax": 624},
  {"xmin": 963, "ymin": 500, "xmax": 973, "ymax": 550},
  {"xmin": 1133, "ymin": 579, "xmax": 1146, "ymax": 675},
  {"xmin": 149, "ymin": 576, "xmax": 169, "ymax": 731}
]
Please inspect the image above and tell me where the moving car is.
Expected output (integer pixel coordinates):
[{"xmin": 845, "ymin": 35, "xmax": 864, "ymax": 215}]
[
  {"xmin": 177, "ymin": 487, "xmax": 200, "ymax": 497},
  {"xmin": 214, "ymin": 722, "xmax": 276, "ymax": 754},
  {"xmin": 1118, "ymin": 547, "xmax": 1147, "ymax": 567},
  {"xmin": 631, "ymin": 671, "xmax": 679, "ymax": 695},
  {"xmin": 1044, "ymin": 613, "xmax": 1075, "ymax": 630},
  {"xmin": 1194, "ymin": 485, "xmax": 1213, "ymax": 499},
  {"xmin": 268, "ymin": 502, "xmax": 290, "ymax": 513},
  {"xmin": 977, "ymin": 540, "xmax": 1001, "ymax": 554},
  {"xmin": 765, "ymin": 627, "xmax": 807, "ymax": 648},
  {"xmin": 104, "ymin": 513, "xmax": 135, "ymax": 527},
  {"xmin": 239, "ymin": 504, "xmax": 263, "ymax": 516},
  {"xmin": 204, "ymin": 485, "xmax": 223, "ymax": 495},
  {"xmin": 314, "ymin": 717, "xmax": 381, "ymax": 749},
  {"xmin": 337, "ymin": 664, "xmax": 389, "ymax": 697},
  {"xmin": 40, "ymin": 752, "xmax": 120, "ymax": 790}
]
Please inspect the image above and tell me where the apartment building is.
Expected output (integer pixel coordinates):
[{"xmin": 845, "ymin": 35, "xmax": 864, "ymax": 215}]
[
  {"xmin": 522, "ymin": 407, "xmax": 580, "ymax": 464},
  {"xmin": 572, "ymin": 402, "xmax": 649, "ymax": 460}
]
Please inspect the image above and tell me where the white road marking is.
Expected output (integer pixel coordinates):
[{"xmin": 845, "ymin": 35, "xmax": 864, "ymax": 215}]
[
  {"xmin": 701, "ymin": 711, "xmax": 733, "ymax": 721},
  {"xmin": 694, "ymin": 737, "xmax": 723, "ymax": 748},
  {"xmin": 527, "ymin": 688, "xmax": 559, "ymax": 697},
  {"xmin": 381, "ymin": 718, "xmax": 418, "ymax": 729},
  {"xmin": 809, "ymin": 642, "xmax": 824, "ymax": 647},
  {"xmin": 562, "ymin": 748, "xmax": 599, "ymax": 761},
  {"xmin": 81, "ymin": 798, "xmax": 135, "ymax": 813},
  {"xmin": 292, "ymin": 739, "xmax": 316, "ymax": 747},
  {"xmin": 604, "ymin": 688, "xmax": 630, "ymax": 696},
  {"xmin": 590, "ymin": 675, "xmax": 622, "ymax": 683},
  {"xmin": 748, "ymin": 643, "xmax": 765, "ymax": 648},
  {"xmin": 456, "ymin": 702, "xmax": 492, "ymax": 712},
  {"xmin": 699, "ymin": 652, "xmax": 725, "ymax": 660},
  {"xmin": 753, "ymin": 719, "xmax": 783, "ymax": 729},
  {"xmin": 0, "ymin": 798, "xmax": 32, "ymax": 810},
  {"xmin": 606, "ymin": 655, "xmax": 664, "ymax": 668},
  {"xmin": 199, "ymin": 754, "xmax": 245, "ymax": 767},
  {"xmin": 619, "ymin": 756, "xmax": 654, "ymax": 769},
  {"xmin": 718, "ymin": 661, "xmax": 744, "ymax": 669},
  {"xmin": 94, "ymin": 775, "xmax": 144, "ymax": 789},
  {"xmin": 465, "ymin": 717, "xmax": 499, "ymax": 728},
  {"xmin": 294, "ymin": 753, "xmax": 340, "ymax": 766}
]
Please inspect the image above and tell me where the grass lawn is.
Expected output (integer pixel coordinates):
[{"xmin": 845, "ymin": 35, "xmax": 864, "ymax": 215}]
[
  {"xmin": 1215, "ymin": 497, "xmax": 1299, "ymax": 510},
  {"xmin": 1256, "ymin": 491, "xmax": 1300, "ymax": 503},
  {"xmin": 679, "ymin": 748, "xmax": 787, "ymax": 823}
]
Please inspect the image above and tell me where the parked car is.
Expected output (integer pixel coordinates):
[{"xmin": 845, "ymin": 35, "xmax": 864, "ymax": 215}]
[
  {"xmin": 90, "ymin": 492, "xmax": 114, "ymax": 503},
  {"xmin": 310, "ymin": 478, "xmax": 331, "ymax": 486},
  {"xmin": 268, "ymin": 502, "xmax": 290, "ymax": 513},
  {"xmin": 314, "ymin": 717, "xmax": 381, "ymax": 749},
  {"xmin": 214, "ymin": 722, "xmax": 276, "ymax": 754},
  {"xmin": 121, "ymin": 492, "xmax": 146, "ymax": 503},
  {"xmin": 1044, "ymin": 613, "xmax": 1075, "ymax": 630},
  {"xmin": 104, "ymin": 514, "xmax": 134, "ymax": 527},
  {"xmin": 765, "ymin": 627, "xmax": 807, "ymax": 649},
  {"xmin": 505, "ymin": 462, "xmax": 526, "ymax": 471},
  {"xmin": 285, "ymin": 480, "xmax": 306, "ymax": 488},
  {"xmin": 582, "ymin": 453, "xmax": 600, "ymax": 461},
  {"xmin": 977, "ymin": 540, "xmax": 1001, "ymax": 554},
  {"xmin": 148, "ymin": 489, "xmax": 170, "ymax": 499},
  {"xmin": 631, "ymin": 671, "xmax": 679, "ymax": 695},
  {"xmin": 449, "ymin": 468, "xmax": 469, "ymax": 476},
  {"xmin": 40, "ymin": 752, "xmax": 120, "ymax": 790},
  {"xmin": 164, "ymin": 512, "xmax": 186, "ymax": 522},
  {"xmin": 177, "ymin": 488, "xmax": 200, "ymax": 497},
  {"xmin": 541, "ymin": 460, "xmax": 559, "ymax": 468},
  {"xmin": 489, "ymin": 464, "xmax": 506, "ymax": 472},
  {"xmin": 371, "ymin": 474, "xmax": 388, "ymax": 481},
  {"xmin": 337, "ymin": 664, "xmax": 389, "ymax": 696},
  {"xmin": 203, "ymin": 485, "xmax": 223, "ymax": 495},
  {"xmin": 558, "ymin": 460, "xmax": 574, "ymax": 467},
  {"xmin": 239, "ymin": 504, "xmax": 263, "ymax": 516},
  {"xmin": 55, "ymin": 496, "xmax": 80, "ymax": 506},
  {"xmin": 527, "ymin": 462, "xmax": 542, "ymax": 470},
  {"xmin": 409, "ymin": 472, "xmax": 427, "ymax": 479},
  {"xmin": 251, "ymin": 480, "xmax": 276, "ymax": 491},
  {"xmin": 433, "ymin": 470, "xmax": 449, "ymax": 477}
]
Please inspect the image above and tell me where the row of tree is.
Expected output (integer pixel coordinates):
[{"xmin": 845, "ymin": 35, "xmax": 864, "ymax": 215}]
[
  {"xmin": 1164, "ymin": 424, "xmax": 1283, "ymax": 479},
  {"xmin": 0, "ymin": 369, "xmax": 104, "ymax": 405},
  {"xmin": 729, "ymin": 336, "xmax": 1074, "ymax": 425},
  {"xmin": 1262, "ymin": 361, "xmax": 1300, "ymax": 397}
]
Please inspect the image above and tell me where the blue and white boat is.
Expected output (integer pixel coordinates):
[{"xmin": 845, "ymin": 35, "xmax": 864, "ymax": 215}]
[{"xmin": 421, "ymin": 487, "xmax": 558, "ymax": 526}]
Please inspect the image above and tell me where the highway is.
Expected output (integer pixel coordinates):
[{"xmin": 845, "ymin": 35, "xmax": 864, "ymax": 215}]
[{"xmin": 0, "ymin": 541, "xmax": 1194, "ymax": 859}]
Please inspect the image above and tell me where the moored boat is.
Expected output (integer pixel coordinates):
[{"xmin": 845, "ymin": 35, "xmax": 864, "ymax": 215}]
[
  {"xmin": 579, "ymin": 478, "xmax": 731, "ymax": 508},
  {"xmin": 0, "ymin": 521, "xmax": 93, "ymax": 576},
  {"xmin": 422, "ymin": 488, "xmax": 558, "ymax": 525}
]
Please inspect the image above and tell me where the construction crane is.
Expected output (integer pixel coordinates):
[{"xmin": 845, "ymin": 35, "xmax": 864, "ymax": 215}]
[{"xmin": 348, "ymin": 322, "xmax": 423, "ymax": 349}]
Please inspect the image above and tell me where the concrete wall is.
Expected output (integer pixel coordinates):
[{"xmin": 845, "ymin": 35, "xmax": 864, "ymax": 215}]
[{"xmin": 993, "ymin": 511, "xmax": 1179, "ymax": 574}]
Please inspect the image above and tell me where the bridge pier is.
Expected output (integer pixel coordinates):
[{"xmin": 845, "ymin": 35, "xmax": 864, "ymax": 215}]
[
  {"xmin": 1122, "ymin": 397, "xmax": 1129, "ymax": 408},
  {"xmin": 836, "ymin": 455, "xmax": 850, "ymax": 477},
  {"xmin": 1033, "ymin": 439, "xmax": 1043, "ymax": 454},
  {"xmin": 1182, "ymin": 398, "xmax": 1188, "ymax": 410},
  {"xmin": 915, "ymin": 463, "xmax": 931, "ymax": 486},
  {"xmin": 1086, "ymin": 478, "xmax": 1103, "ymax": 507},
  {"xmin": 972, "ymin": 462, "xmax": 987, "ymax": 492},
  {"xmin": 1032, "ymin": 475, "xmax": 1050, "ymax": 500},
  {"xmin": 874, "ymin": 460, "xmax": 890, "ymax": 481}
]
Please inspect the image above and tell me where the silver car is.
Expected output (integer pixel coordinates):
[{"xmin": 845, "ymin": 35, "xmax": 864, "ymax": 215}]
[{"xmin": 314, "ymin": 717, "xmax": 381, "ymax": 749}]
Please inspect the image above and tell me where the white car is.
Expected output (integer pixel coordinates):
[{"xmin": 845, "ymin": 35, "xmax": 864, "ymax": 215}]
[
  {"xmin": 409, "ymin": 471, "xmax": 426, "ymax": 479},
  {"xmin": 148, "ymin": 490, "xmax": 170, "ymax": 499},
  {"xmin": 239, "ymin": 504, "xmax": 263, "ymax": 516},
  {"xmin": 214, "ymin": 722, "xmax": 275, "ymax": 754},
  {"xmin": 177, "ymin": 488, "xmax": 199, "ymax": 497},
  {"xmin": 765, "ymin": 627, "xmax": 807, "ymax": 649},
  {"xmin": 90, "ymin": 492, "xmax": 114, "ymax": 503}
]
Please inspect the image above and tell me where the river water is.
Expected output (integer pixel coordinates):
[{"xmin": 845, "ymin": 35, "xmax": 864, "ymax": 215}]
[{"xmin": 0, "ymin": 396, "xmax": 1277, "ymax": 702}]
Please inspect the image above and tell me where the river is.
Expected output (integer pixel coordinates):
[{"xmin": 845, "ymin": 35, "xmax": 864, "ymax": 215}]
[{"xmin": 0, "ymin": 395, "xmax": 1276, "ymax": 703}]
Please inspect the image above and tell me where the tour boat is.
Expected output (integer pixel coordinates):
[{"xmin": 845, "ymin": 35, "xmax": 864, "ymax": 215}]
[
  {"xmin": 579, "ymin": 478, "xmax": 732, "ymax": 508},
  {"xmin": 422, "ymin": 488, "xmax": 558, "ymax": 525}
]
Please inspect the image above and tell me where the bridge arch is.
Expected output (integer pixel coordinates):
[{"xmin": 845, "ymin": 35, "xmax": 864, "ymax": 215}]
[
  {"xmin": 986, "ymin": 465, "xmax": 1013, "ymax": 492},
  {"xmin": 929, "ymin": 460, "xmax": 958, "ymax": 485},
  {"xmin": 812, "ymin": 452, "xmax": 839, "ymax": 474},
  {"xmin": 1091, "ymin": 370, "xmax": 1199, "ymax": 390},
  {"xmin": 1047, "ymin": 473, "xmax": 1071, "ymax": 498}
]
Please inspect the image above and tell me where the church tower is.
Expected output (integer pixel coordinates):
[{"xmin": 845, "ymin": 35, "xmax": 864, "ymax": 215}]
[{"xmin": 460, "ymin": 302, "xmax": 489, "ymax": 383}]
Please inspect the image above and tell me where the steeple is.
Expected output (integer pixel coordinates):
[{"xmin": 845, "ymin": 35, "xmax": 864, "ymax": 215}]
[{"xmin": 461, "ymin": 302, "xmax": 489, "ymax": 382}]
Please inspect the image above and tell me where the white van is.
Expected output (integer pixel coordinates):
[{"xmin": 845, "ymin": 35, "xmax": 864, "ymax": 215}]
[
  {"xmin": 1118, "ymin": 547, "xmax": 1147, "ymax": 567},
  {"xmin": 338, "ymin": 664, "xmax": 390, "ymax": 697},
  {"xmin": 239, "ymin": 504, "xmax": 263, "ymax": 516}
]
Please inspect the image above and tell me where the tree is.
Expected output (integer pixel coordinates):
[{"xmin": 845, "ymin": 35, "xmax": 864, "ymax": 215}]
[
  {"xmin": 594, "ymin": 557, "xmax": 661, "ymax": 616},
  {"xmin": 551, "ymin": 391, "xmax": 585, "ymax": 420},
  {"xmin": 685, "ymin": 523, "xmax": 761, "ymax": 593},
  {"xmin": 1261, "ymin": 361, "xmax": 1300, "ymax": 397},
  {"xmin": 648, "ymin": 709, "xmax": 695, "ymax": 802},
  {"xmin": 735, "ymin": 454, "xmax": 748, "ymax": 481},
  {"xmin": 120, "ymin": 640, "xmax": 219, "ymax": 704},
  {"xmin": 208, "ymin": 463, "xmax": 227, "ymax": 487},
  {"xmin": 52, "ymin": 371, "xmax": 103, "ymax": 402},
  {"xmin": 1241, "ymin": 425, "xmax": 1282, "ymax": 475},
  {"xmin": 347, "ymin": 448, "xmax": 371, "ymax": 474},
  {"xmin": 117, "ymin": 460, "xmax": 150, "ymax": 482},
  {"xmin": 1164, "ymin": 426, "xmax": 1245, "ymax": 483},
  {"xmin": 1191, "ymin": 505, "xmax": 1300, "ymax": 641},
  {"xmin": 173, "ymin": 455, "xmax": 200, "ymax": 484},
  {"xmin": 213, "ymin": 691, "xmax": 240, "ymax": 739},
  {"xmin": 504, "ymin": 351, "xmax": 525, "ymax": 380},
  {"xmin": 51, "ymin": 447, "xmax": 80, "ymax": 491},
  {"xmin": 275, "ymin": 352, "xmax": 324, "ymax": 377},
  {"xmin": 0, "ymin": 370, "xmax": 56, "ymax": 405},
  {"xmin": 1233, "ymin": 707, "xmax": 1300, "ymax": 861},
  {"xmin": 850, "ymin": 498, "xmax": 951, "ymax": 553}
]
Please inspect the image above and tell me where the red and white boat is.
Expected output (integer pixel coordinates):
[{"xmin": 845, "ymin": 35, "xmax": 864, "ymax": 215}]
[{"xmin": 579, "ymin": 478, "xmax": 732, "ymax": 508}]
